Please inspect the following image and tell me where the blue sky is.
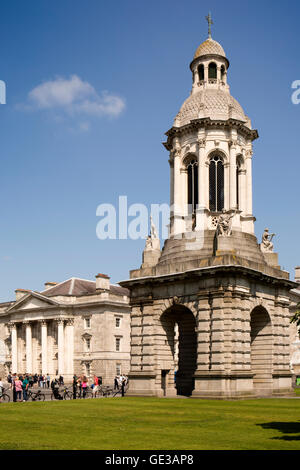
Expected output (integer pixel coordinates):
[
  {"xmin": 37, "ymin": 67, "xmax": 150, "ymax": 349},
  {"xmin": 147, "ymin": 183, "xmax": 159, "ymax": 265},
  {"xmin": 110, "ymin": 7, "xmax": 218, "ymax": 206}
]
[{"xmin": 0, "ymin": 0, "xmax": 299, "ymax": 301}]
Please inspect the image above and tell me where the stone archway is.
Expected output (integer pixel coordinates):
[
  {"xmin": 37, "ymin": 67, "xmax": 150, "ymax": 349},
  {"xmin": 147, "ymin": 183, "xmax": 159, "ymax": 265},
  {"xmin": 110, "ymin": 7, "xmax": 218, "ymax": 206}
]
[
  {"xmin": 250, "ymin": 306, "xmax": 273, "ymax": 396},
  {"xmin": 161, "ymin": 304, "xmax": 197, "ymax": 397}
]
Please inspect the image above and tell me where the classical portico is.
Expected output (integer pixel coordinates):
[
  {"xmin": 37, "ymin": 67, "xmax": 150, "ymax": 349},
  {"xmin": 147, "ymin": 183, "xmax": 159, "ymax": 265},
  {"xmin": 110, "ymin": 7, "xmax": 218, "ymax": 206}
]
[{"xmin": 7, "ymin": 317, "xmax": 74, "ymax": 377}]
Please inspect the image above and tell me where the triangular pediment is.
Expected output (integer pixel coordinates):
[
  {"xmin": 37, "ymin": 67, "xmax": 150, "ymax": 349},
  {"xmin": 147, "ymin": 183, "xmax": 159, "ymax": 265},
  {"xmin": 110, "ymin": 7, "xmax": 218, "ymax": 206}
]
[{"xmin": 6, "ymin": 292, "xmax": 60, "ymax": 313}]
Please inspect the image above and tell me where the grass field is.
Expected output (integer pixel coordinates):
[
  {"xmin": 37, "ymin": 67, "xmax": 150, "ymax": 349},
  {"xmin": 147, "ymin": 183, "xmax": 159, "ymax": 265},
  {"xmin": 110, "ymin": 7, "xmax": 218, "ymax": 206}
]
[{"xmin": 0, "ymin": 397, "xmax": 299, "ymax": 450}]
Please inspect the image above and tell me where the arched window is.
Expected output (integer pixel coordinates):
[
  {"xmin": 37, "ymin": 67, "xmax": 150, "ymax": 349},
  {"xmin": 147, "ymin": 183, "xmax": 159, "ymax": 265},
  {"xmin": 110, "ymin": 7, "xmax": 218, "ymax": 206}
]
[
  {"xmin": 209, "ymin": 155, "xmax": 224, "ymax": 212},
  {"xmin": 187, "ymin": 159, "xmax": 198, "ymax": 214},
  {"xmin": 198, "ymin": 64, "xmax": 204, "ymax": 81},
  {"xmin": 208, "ymin": 62, "xmax": 217, "ymax": 79}
]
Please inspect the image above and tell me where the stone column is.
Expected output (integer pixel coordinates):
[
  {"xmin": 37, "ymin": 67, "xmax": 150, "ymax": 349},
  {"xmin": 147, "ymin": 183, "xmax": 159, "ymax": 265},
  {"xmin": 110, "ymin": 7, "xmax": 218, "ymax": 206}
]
[
  {"xmin": 57, "ymin": 319, "xmax": 65, "ymax": 376},
  {"xmin": 245, "ymin": 150, "xmax": 253, "ymax": 215},
  {"xmin": 40, "ymin": 320, "xmax": 48, "ymax": 375},
  {"xmin": 65, "ymin": 319, "xmax": 74, "ymax": 380},
  {"xmin": 10, "ymin": 322, "xmax": 18, "ymax": 373},
  {"xmin": 173, "ymin": 146, "xmax": 184, "ymax": 235},
  {"xmin": 196, "ymin": 138, "xmax": 207, "ymax": 230},
  {"xmin": 24, "ymin": 321, "xmax": 32, "ymax": 373},
  {"xmin": 229, "ymin": 140, "xmax": 237, "ymax": 210},
  {"xmin": 239, "ymin": 169, "xmax": 247, "ymax": 214}
]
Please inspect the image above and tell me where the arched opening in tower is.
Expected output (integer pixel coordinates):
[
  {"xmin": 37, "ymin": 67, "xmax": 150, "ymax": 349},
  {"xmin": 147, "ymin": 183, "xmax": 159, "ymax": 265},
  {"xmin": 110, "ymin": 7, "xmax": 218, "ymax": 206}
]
[
  {"xmin": 250, "ymin": 306, "xmax": 273, "ymax": 396},
  {"xmin": 161, "ymin": 305, "xmax": 197, "ymax": 397}
]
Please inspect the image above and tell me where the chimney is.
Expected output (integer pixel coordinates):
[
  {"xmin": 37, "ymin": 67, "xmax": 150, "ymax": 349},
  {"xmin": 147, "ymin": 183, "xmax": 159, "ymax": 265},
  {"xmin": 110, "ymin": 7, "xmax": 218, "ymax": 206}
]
[
  {"xmin": 44, "ymin": 282, "xmax": 57, "ymax": 290},
  {"xmin": 295, "ymin": 267, "xmax": 300, "ymax": 284},
  {"xmin": 95, "ymin": 273, "xmax": 110, "ymax": 291},
  {"xmin": 15, "ymin": 289, "xmax": 30, "ymax": 301}
]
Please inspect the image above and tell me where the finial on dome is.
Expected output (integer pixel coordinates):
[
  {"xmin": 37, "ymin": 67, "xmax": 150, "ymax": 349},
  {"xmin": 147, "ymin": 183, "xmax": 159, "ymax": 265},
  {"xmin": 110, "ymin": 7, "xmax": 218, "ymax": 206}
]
[{"xmin": 206, "ymin": 12, "xmax": 213, "ymax": 39}]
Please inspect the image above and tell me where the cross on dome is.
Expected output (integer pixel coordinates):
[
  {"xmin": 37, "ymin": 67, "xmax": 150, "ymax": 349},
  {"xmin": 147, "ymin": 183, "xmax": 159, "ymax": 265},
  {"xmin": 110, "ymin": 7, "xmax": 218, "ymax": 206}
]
[{"xmin": 206, "ymin": 12, "xmax": 213, "ymax": 39}]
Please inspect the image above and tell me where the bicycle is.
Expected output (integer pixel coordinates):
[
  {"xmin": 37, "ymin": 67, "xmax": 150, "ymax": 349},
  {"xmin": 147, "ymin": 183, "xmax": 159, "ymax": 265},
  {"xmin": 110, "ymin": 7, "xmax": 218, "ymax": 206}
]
[
  {"xmin": 94, "ymin": 385, "xmax": 113, "ymax": 398},
  {"xmin": 112, "ymin": 382, "xmax": 129, "ymax": 397},
  {"xmin": 51, "ymin": 386, "xmax": 72, "ymax": 400},
  {"xmin": 0, "ymin": 387, "xmax": 11, "ymax": 402},
  {"xmin": 62, "ymin": 387, "xmax": 73, "ymax": 400},
  {"xmin": 28, "ymin": 389, "xmax": 45, "ymax": 401}
]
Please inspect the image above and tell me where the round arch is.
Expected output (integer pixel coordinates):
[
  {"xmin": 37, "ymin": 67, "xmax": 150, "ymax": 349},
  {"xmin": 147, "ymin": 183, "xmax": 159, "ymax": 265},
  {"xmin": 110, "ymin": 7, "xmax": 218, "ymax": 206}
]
[
  {"xmin": 160, "ymin": 304, "xmax": 197, "ymax": 397},
  {"xmin": 250, "ymin": 306, "xmax": 273, "ymax": 396}
]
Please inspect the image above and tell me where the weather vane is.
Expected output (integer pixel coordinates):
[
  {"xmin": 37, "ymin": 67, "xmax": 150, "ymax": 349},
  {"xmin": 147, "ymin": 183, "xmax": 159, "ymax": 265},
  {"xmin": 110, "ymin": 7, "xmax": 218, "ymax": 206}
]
[{"xmin": 206, "ymin": 12, "xmax": 213, "ymax": 39}]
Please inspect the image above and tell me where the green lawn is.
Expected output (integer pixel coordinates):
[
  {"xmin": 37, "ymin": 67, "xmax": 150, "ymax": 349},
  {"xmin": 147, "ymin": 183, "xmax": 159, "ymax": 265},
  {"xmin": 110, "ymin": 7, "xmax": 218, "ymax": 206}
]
[{"xmin": 0, "ymin": 397, "xmax": 299, "ymax": 450}]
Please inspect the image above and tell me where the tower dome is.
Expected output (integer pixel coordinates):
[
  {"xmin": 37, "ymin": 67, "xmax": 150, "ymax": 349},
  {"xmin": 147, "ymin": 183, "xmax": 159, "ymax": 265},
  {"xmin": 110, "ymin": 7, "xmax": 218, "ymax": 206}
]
[
  {"xmin": 174, "ymin": 89, "xmax": 248, "ymax": 127},
  {"xmin": 193, "ymin": 38, "xmax": 226, "ymax": 60}
]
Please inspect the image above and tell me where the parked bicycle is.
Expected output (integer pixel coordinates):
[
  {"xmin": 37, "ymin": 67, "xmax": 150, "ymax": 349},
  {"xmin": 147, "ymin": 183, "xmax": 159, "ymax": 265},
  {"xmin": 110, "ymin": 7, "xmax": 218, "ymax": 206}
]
[
  {"xmin": 51, "ymin": 386, "xmax": 73, "ymax": 400},
  {"xmin": 77, "ymin": 386, "xmax": 93, "ymax": 399},
  {"xmin": 93, "ymin": 385, "xmax": 113, "ymax": 398},
  {"xmin": 28, "ymin": 389, "xmax": 45, "ymax": 401},
  {"xmin": 0, "ymin": 387, "xmax": 11, "ymax": 402}
]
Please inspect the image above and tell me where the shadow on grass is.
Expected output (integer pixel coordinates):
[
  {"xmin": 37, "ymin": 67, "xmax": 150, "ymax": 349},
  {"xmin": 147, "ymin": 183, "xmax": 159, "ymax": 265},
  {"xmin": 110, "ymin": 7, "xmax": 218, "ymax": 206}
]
[{"xmin": 257, "ymin": 422, "xmax": 300, "ymax": 441}]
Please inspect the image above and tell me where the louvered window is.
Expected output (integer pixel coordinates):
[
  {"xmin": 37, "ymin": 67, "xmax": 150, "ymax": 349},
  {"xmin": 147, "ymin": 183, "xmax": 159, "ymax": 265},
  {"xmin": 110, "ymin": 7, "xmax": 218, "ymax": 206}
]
[{"xmin": 209, "ymin": 155, "xmax": 224, "ymax": 212}]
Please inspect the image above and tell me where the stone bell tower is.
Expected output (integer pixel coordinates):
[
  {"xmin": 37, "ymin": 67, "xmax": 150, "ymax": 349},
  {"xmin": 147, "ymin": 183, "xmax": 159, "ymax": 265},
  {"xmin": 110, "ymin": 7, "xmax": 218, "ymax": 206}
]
[{"xmin": 120, "ymin": 16, "xmax": 297, "ymax": 399}]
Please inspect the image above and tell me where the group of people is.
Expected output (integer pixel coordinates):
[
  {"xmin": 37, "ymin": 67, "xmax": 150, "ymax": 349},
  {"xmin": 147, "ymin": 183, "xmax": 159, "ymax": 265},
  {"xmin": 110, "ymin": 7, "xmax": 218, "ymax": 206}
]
[
  {"xmin": 0, "ymin": 371, "xmax": 128, "ymax": 402},
  {"xmin": 7, "ymin": 372, "xmax": 56, "ymax": 389}
]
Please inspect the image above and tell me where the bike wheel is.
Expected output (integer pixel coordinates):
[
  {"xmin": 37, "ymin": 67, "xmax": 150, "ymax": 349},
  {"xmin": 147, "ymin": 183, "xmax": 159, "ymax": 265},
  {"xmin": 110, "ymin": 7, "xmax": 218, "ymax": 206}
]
[
  {"xmin": 37, "ymin": 394, "xmax": 45, "ymax": 401},
  {"xmin": 1, "ymin": 393, "xmax": 10, "ymax": 402},
  {"xmin": 86, "ymin": 391, "xmax": 93, "ymax": 399},
  {"xmin": 64, "ymin": 392, "xmax": 73, "ymax": 399}
]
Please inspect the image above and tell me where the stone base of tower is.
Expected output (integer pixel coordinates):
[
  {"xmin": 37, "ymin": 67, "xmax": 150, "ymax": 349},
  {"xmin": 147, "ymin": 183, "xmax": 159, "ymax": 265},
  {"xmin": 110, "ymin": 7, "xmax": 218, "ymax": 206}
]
[{"xmin": 121, "ymin": 251, "xmax": 297, "ymax": 401}]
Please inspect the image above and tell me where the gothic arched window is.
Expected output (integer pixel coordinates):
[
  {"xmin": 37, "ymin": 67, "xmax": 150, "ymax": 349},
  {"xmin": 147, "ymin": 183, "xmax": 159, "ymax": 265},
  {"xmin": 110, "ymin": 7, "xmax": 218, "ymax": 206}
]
[
  {"xmin": 209, "ymin": 155, "xmax": 224, "ymax": 212},
  {"xmin": 208, "ymin": 62, "xmax": 217, "ymax": 79},
  {"xmin": 198, "ymin": 64, "xmax": 204, "ymax": 81},
  {"xmin": 187, "ymin": 159, "xmax": 198, "ymax": 214}
]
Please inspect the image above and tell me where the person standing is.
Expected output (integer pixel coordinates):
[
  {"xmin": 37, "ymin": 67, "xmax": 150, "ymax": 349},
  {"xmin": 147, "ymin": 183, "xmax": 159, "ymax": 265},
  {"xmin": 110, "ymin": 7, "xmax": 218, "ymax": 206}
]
[
  {"xmin": 15, "ymin": 377, "xmax": 23, "ymax": 402},
  {"xmin": 12, "ymin": 373, "xmax": 17, "ymax": 402},
  {"xmin": 22, "ymin": 376, "xmax": 29, "ymax": 401},
  {"xmin": 82, "ymin": 376, "xmax": 88, "ymax": 399},
  {"xmin": 46, "ymin": 374, "xmax": 50, "ymax": 388},
  {"xmin": 72, "ymin": 375, "xmax": 77, "ymax": 399}
]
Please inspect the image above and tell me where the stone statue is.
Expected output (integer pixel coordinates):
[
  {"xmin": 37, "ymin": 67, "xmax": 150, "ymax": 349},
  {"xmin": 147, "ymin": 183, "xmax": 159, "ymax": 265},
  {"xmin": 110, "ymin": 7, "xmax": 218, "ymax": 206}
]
[
  {"xmin": 216, "ymin": 210, "xmax": 234, "ymax": 237},
  {"xmin": 150, "ymin": 216, "xmax": 158, "ymax": 239},
  {"xmin": 261, "ymin": 228, "xmax": 275, "ymax": 253}
]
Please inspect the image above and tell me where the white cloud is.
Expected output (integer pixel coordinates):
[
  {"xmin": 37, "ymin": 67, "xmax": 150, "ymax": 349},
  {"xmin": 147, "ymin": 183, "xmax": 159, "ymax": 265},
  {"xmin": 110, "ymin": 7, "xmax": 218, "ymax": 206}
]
[{"xmin": 27, "ymin": 75, "xmax": 125, "ymax": 119}]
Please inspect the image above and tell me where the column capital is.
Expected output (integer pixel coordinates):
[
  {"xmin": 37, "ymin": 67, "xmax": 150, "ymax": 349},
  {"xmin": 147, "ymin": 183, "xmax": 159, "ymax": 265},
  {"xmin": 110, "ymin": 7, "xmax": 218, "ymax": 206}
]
[
  {"xmin": 66, "ymin": 318, "xmax": 75, "ymax": 326},
  {"xmin": 229, "ymin": 139, "xmax": 238, "ymax": 149},
  {"xmin": 55, "ymin": 317, "xmax": 65, "ymax": 325},
  {"xmin": 198, "ymin": 139, "xmax": 206, "ymax": 149},
  {"xmin": 23, "ymin": 320, "xmax": 31, "ymax": 326},
  {"xmin": 38, "ymin": 319, "xmax": 48, "ymax": 326}
]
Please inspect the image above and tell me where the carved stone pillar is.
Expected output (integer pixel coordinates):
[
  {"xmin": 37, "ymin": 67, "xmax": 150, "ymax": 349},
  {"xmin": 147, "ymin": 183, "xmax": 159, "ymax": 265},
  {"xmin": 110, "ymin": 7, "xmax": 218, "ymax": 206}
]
[
  {"xmin": 24, "ymin": 321, "xmax": 32, "ymax": 373},
  {"xmin": 10, "ymin": 322, "xmax": 18, "ymax": 373},
  {"xmin": 40, "ymin": 320, "xmax": 48, "ymax": 375},
  {"xmin": 57, "ymin": 319, "xmax": 65, "ymax": 376},
  {"xmin": 229, "ymin": 140, "xmax": 238, "ymax": 210},
  {"xmin": 65, "ymin": 319, "xmax": 74, "ymax": 380}
]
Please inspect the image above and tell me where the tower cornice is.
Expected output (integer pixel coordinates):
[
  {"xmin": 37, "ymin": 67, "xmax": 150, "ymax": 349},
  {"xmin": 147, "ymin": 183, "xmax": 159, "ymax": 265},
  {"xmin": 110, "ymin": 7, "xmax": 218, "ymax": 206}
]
[{"xmin": 163, "ymin": 118, "xmax": 258, "ymax": 151}]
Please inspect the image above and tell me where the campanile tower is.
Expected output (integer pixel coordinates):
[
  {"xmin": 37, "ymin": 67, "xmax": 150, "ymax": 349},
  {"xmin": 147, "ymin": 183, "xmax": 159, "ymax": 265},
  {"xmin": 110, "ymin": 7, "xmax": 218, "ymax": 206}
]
[{"xmin": 121, "ymin": 17, "xmax": 296, "ymax": 399}]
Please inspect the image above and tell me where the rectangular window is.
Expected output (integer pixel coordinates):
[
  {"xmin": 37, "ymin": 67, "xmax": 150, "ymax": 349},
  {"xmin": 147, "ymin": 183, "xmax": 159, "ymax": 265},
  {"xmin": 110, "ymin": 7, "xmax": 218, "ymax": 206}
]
[
  {"xmin": 115, "ymin": 337, "xmax": 121, "ymax": 352},
  {"xmin": 86, "ymin": 338, "xmax": 91, "ymax": 351},
  {"xmin": 116, "ymin": 317, "xmax": 121, "ymax": 328},
  {"xmin": 116, "ymin": 363, "xmax": 121, "ymax": 375},
  {"xmin": 86, "ymin": 363, "xmax": 90, "ymax": 376},
  {"xmin": 85, "ymin": 318, "xmax": 91, "ymax": 329}
]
